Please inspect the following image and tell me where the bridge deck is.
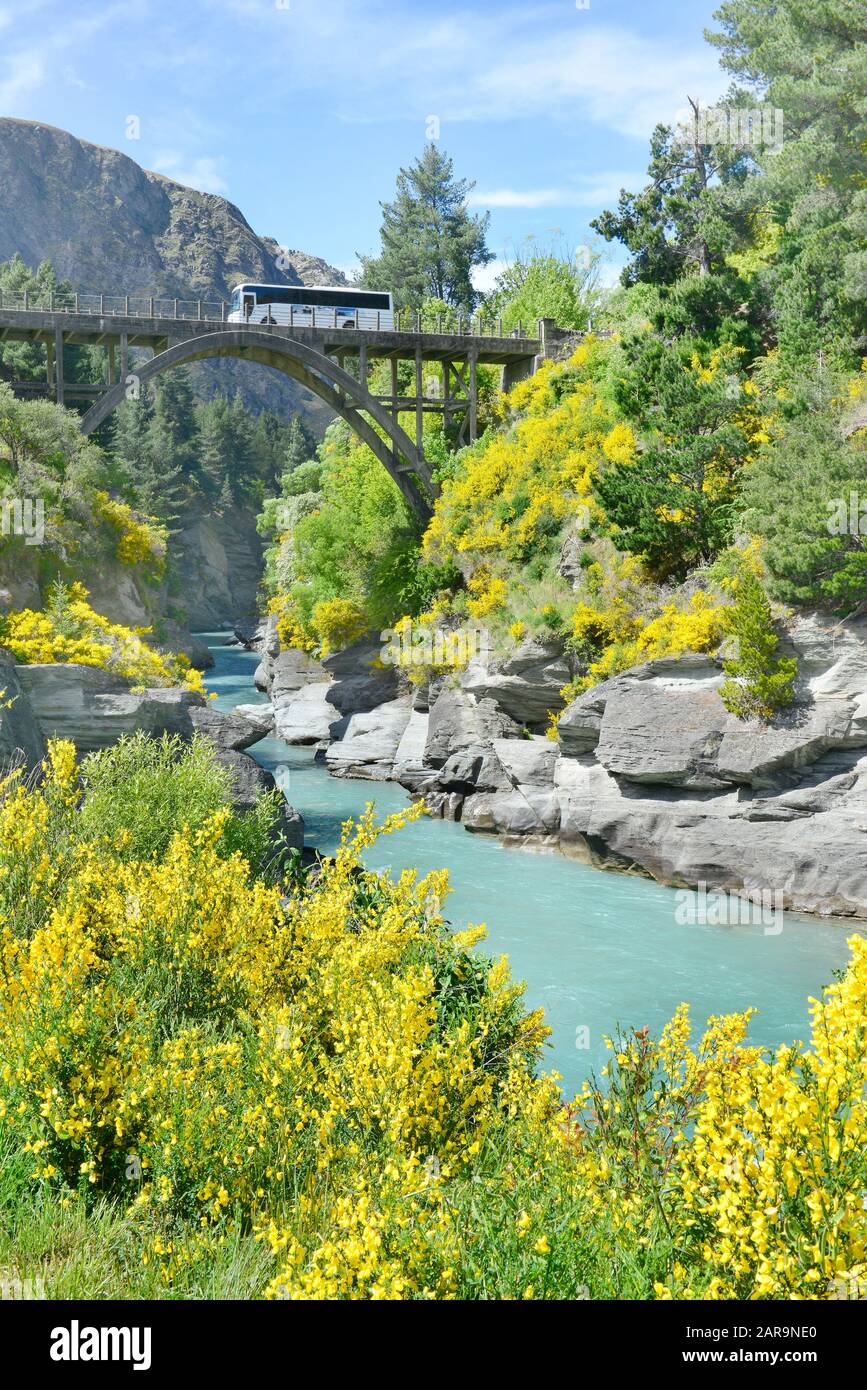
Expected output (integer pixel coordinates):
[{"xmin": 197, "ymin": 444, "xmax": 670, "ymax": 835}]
[{"xmin": 0, "ymin": 308, "xmax": 541, "ymax": 365}]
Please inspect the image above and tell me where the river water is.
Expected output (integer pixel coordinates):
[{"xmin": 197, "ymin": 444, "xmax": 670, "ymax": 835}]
[{"xmin": 203, "ymin": 632, "xmax": 858, "ymax": 1096}]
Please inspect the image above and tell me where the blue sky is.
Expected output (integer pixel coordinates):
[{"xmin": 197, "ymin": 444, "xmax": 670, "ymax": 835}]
[{"xmin": 0, "ymin": 0, "xmax": 729, "ymax": 287}]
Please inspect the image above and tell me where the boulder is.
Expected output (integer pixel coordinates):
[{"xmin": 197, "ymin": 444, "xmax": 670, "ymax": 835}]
[
  {"xmin": 716, "ymin": 700, "xmax": 855, "ymax": 787},
  {"xmin": 234, "ymin": 703, "xmax": 276, "ymax": 737},
  {"xmin": 322, "ymin": 638, "xmax": 399, "ymax": 716},
  {"xmin": 274, "ymin": 681, "xmax": 340, "ymax": 744},
  {"xmin": 187, "ymin": 705, "xmax": 263, "ymax": 752},
  {"xmin": 392, "ymin": 710, "xmax": 431, "ymax": 791},
  {"xmin": 462, "ymin": 787, "xmax": 561, "ymax": 838},
  {"xmin": 424, "ymin": 687, "xmax": 520, "ymax": 768},
  {"xmin": 212, "ymin": 748, "xmax": 305, "ymax": 854},
  {"xmin": 461, "ymin": 637, "xmax": 574, "ymax": 725},
  {"xmin": 595, "ymin": 676, "xmax": 730, "ymax": 789},
  {"xmin": 271, "ymin": 647, "xmax": 328, "ymax": 699},
  {"xmin": 557, "ymin": 684, "xmax": 611, "ymax": 756},
  {"xmin": 493, "ymin": 735, "xmax": 559, "ymax": 788},
  {"xmin": 0, "ymin": 648, "xmax": 46, "ymax": 770},
  {"xmin": 325, "ymin": 698, "xmax": 412, "ymax": 780},
  {"xmin": 234, "ymin": 616, "xmax": 277, "ymax": 653}
]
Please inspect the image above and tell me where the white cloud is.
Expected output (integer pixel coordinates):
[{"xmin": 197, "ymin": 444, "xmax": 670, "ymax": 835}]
[
  {"xmin": 206, "ymin": 4, "xmax": 724, "ymax": 143},
  {"xmin": 0, "ymin": 55, "xmax": 44, "ymax": 106},
  {"xmin": 472, "ymin": 259, "xmax": 508, "ymax": 294},
  {"xmin": 151, "ymin": 151, "xmax": 229, "ymax": 194},
  {"xmin": 471, "ymin": 189, "xmax": 573, "ymax": 209},
  {"xmin": 469, "ymin": 172, "xmax": 642, "ymax": 211}
]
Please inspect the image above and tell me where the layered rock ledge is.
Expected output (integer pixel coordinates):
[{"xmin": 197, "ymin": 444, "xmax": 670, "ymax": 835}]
[
  {"xmin": 0, "ymin": 653, "xmax": 304, "ymax": 852},
  {"xmin": 246, "ymin": 614, "xmax": 867, "ymax": 918}
]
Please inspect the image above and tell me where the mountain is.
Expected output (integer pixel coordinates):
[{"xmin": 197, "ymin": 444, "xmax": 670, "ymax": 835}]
[{"xmin": 0, "ymin": 117, "xmax": 350, "ymax": 426}]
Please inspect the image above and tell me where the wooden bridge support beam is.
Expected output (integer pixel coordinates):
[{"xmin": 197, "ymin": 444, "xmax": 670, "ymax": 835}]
[{"xmin": 414, "ymin": 347, "xmax": 423, "ymax": 452}]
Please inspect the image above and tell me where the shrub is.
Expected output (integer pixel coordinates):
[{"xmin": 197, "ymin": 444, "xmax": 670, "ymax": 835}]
[
  {"xmin": 0, "ymin": 581, "xmax": 205, "ymax": 694},
  {"xmin": 718, "ymin": 568, "xmax": 797, "ymax": 720},
  {"xmin": 94, "ymin": 491, "xmax": 167, "ymax": 576},
  {"xmin": 0, "ymin": 738, "xmax": 865, "ymax": 1299}
]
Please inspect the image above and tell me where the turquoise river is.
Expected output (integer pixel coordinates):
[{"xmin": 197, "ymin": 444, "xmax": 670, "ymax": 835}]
[{"xmin": 203, "ymin": 632, "xmax": 859, "ymax": 1096}]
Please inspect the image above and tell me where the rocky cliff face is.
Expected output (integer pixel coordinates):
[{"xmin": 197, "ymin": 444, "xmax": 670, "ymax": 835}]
[
  {"xmin": 249, "ymin": 615, "xmax": 867, "ymax": 919},
  {"xmin": 176, "ymin": 501, "xmax": 265, "ymax": 630},
  {"xmin": 0, "ymin": 117, "xmax": 357, "ymax": 636},
  {"xmin": 0, "ymin": 117, "xmax": 346, "ymax": 424}
]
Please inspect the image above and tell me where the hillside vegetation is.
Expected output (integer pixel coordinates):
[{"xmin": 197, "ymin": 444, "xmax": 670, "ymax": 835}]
[
  {"xmin": 261, "ymin": 0, "xmax": 866, "ymax": 728},
  {"xmin": 1, "ymin": 0, "xmax": 866, "ymax": 1302}
]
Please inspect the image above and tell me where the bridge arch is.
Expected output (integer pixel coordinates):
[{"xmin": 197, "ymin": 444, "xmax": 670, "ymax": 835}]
[{"xmin": 79, "ymin": 330, "xmax": 435, "ymax": 518}]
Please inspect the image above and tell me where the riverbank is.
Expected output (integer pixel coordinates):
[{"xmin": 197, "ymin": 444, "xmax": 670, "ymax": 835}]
[
  {"xmin": 242, "ymin": 608, "xmax": 867, "ymax": 921},
  {"xmin": 204, "ymin": 631, "xmax": 857, "ymax": 1095}
]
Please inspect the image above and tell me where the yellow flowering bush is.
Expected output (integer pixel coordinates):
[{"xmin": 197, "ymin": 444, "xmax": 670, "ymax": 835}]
[
  {"xmin": 0, "ymin": 736, "xmax": 865, "ymax": 1299},
  {"xmin": 567, "ymin": 937, "xmax": 867, "ymax": 1300},
  {"xmin": 557, "ymin": 591, "xmax": 727, "ymax": 711},
  {"xmin": 0, "ymin": 743, "xmax": 546, "ymax": 1299},
  {"xmin": 0, "ymin": 582, "xmax": 205, "ymax": 694},
  {"xmin": 268, "ymin": 594, "xmax": 317, "ymax": 655},
  {"xmin": 309, "ymin": 596, "xmax": 368, "ymax": 656},
  {"xmin": 424, "ymin": 341, "xmax": 628, "ymax": 569},
  {"xmin": 94, "ymin": 492, "xmax": 167, "ymax": 575}
]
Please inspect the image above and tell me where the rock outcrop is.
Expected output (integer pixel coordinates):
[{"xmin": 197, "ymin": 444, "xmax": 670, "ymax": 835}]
[
  {"xmin": 257, "ymin": 611, "xmax": 867, "ymax": 917},
  {"xmin": 0, "ymin": 653, "xmax": 303, "ymax": 848},
  {"xmin": 175, "ymin": 503, "xmax": 265, "ymax": 631}
]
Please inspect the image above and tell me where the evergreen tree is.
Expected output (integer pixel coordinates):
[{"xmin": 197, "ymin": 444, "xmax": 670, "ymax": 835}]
[
  {"xmin": 719, "ymin": 567, "xmax": 798, "ymax": 720},
  {"xmin": 706, "ymin": 0, "xmax": 867, "ymax": 367},
  {"xmin": 360, "ymin": 145, "xmax": 493, "ymax": 312},
  {"xmin": 591, "ymin": 102, "xmax": 755, "ymax": 287},
  {"xmin": 228, "ymin": 391, "xmax": 253, "ymax": 496},
  {"xmin": 593, "ymin": 337, "xmax": 750, "ymax": 580},
  {"xmin": 740, "ymin": 378, "xmax": 867, "ymax": 612},
  {"xmin": 148, "ymin": 369, "xmax": 199, "ymax": 483},
  {"xmin": 282, "ymin": 413, "xmax": 316, "ymax": 475},
  {"xmin": 198, "ymin": 395, "xmax": 237, "ymax": 501}
]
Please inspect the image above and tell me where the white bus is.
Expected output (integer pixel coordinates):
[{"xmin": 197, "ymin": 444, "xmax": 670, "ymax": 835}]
[{"xmin": 228, "ymin": 283, "xmax": 394, "ymax": 330}]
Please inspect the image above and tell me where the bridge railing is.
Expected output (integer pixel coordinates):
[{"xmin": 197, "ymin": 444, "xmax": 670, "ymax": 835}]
[
  {"xmin": 0, "ymin": 290, "xmax": 226, "ymax": 320},
  {"xmin": 0, "ymin": 289, "xmax": 537, "ymax": 338}
]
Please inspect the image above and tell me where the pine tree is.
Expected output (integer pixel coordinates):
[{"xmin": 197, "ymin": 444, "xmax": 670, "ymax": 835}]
[
  {"xmin": 359, "ymin": 145, "xmax": 493, "ymax": 312},
  {"xmin": 198, "ymin": 395, "xmax": 236, "ymax": 501},
  {"xmin": 719, "ymin": 568, "xmax": 797, "ymax": 721},
  {"xmin": 282, "ymin": 413, "xmax": 316, "ymax": 475},
  {"xmin": 149, "ymin": 368, "xmax": 199, "ymax": 483},
  {"xmin": 593, "ymin": 337, "xmax": 750, "ymax": 580}
]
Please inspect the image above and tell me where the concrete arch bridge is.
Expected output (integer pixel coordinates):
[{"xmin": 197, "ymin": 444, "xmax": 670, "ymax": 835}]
[{"xmin": 0, "ymin": 297, "xmax": 584, "ymax": 518}]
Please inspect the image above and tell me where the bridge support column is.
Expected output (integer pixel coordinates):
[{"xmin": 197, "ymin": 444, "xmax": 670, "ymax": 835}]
[
  {"xmin": 107, "ymin": 343, "xmax": 116, "ymax": 386},
  {"xmin": 390, "ymin": 356, "xmax": 400, "ymax": 467},
  {"xmin": 414, "ymin": 347, "xmax": 423, "ymax": 451},
  {"xmin": 120, "ymin": 333, "xmax": 129, "ymax": 389},
  {"xmin": 54, "ymin": 328, "xmax": 65, "ymax": 406},
  {"xmin": 46, "ymin": 335, "xmax": 54, "ymax": 393},
  {"xmin": 468, "ymin": 351, "xmax": 478, "ymax": 443}
]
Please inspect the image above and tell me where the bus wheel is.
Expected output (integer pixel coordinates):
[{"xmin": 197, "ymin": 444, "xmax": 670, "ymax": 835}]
[{"xmin": 263, "ymin": 313, "xmax": 276, "ymax": 325}]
